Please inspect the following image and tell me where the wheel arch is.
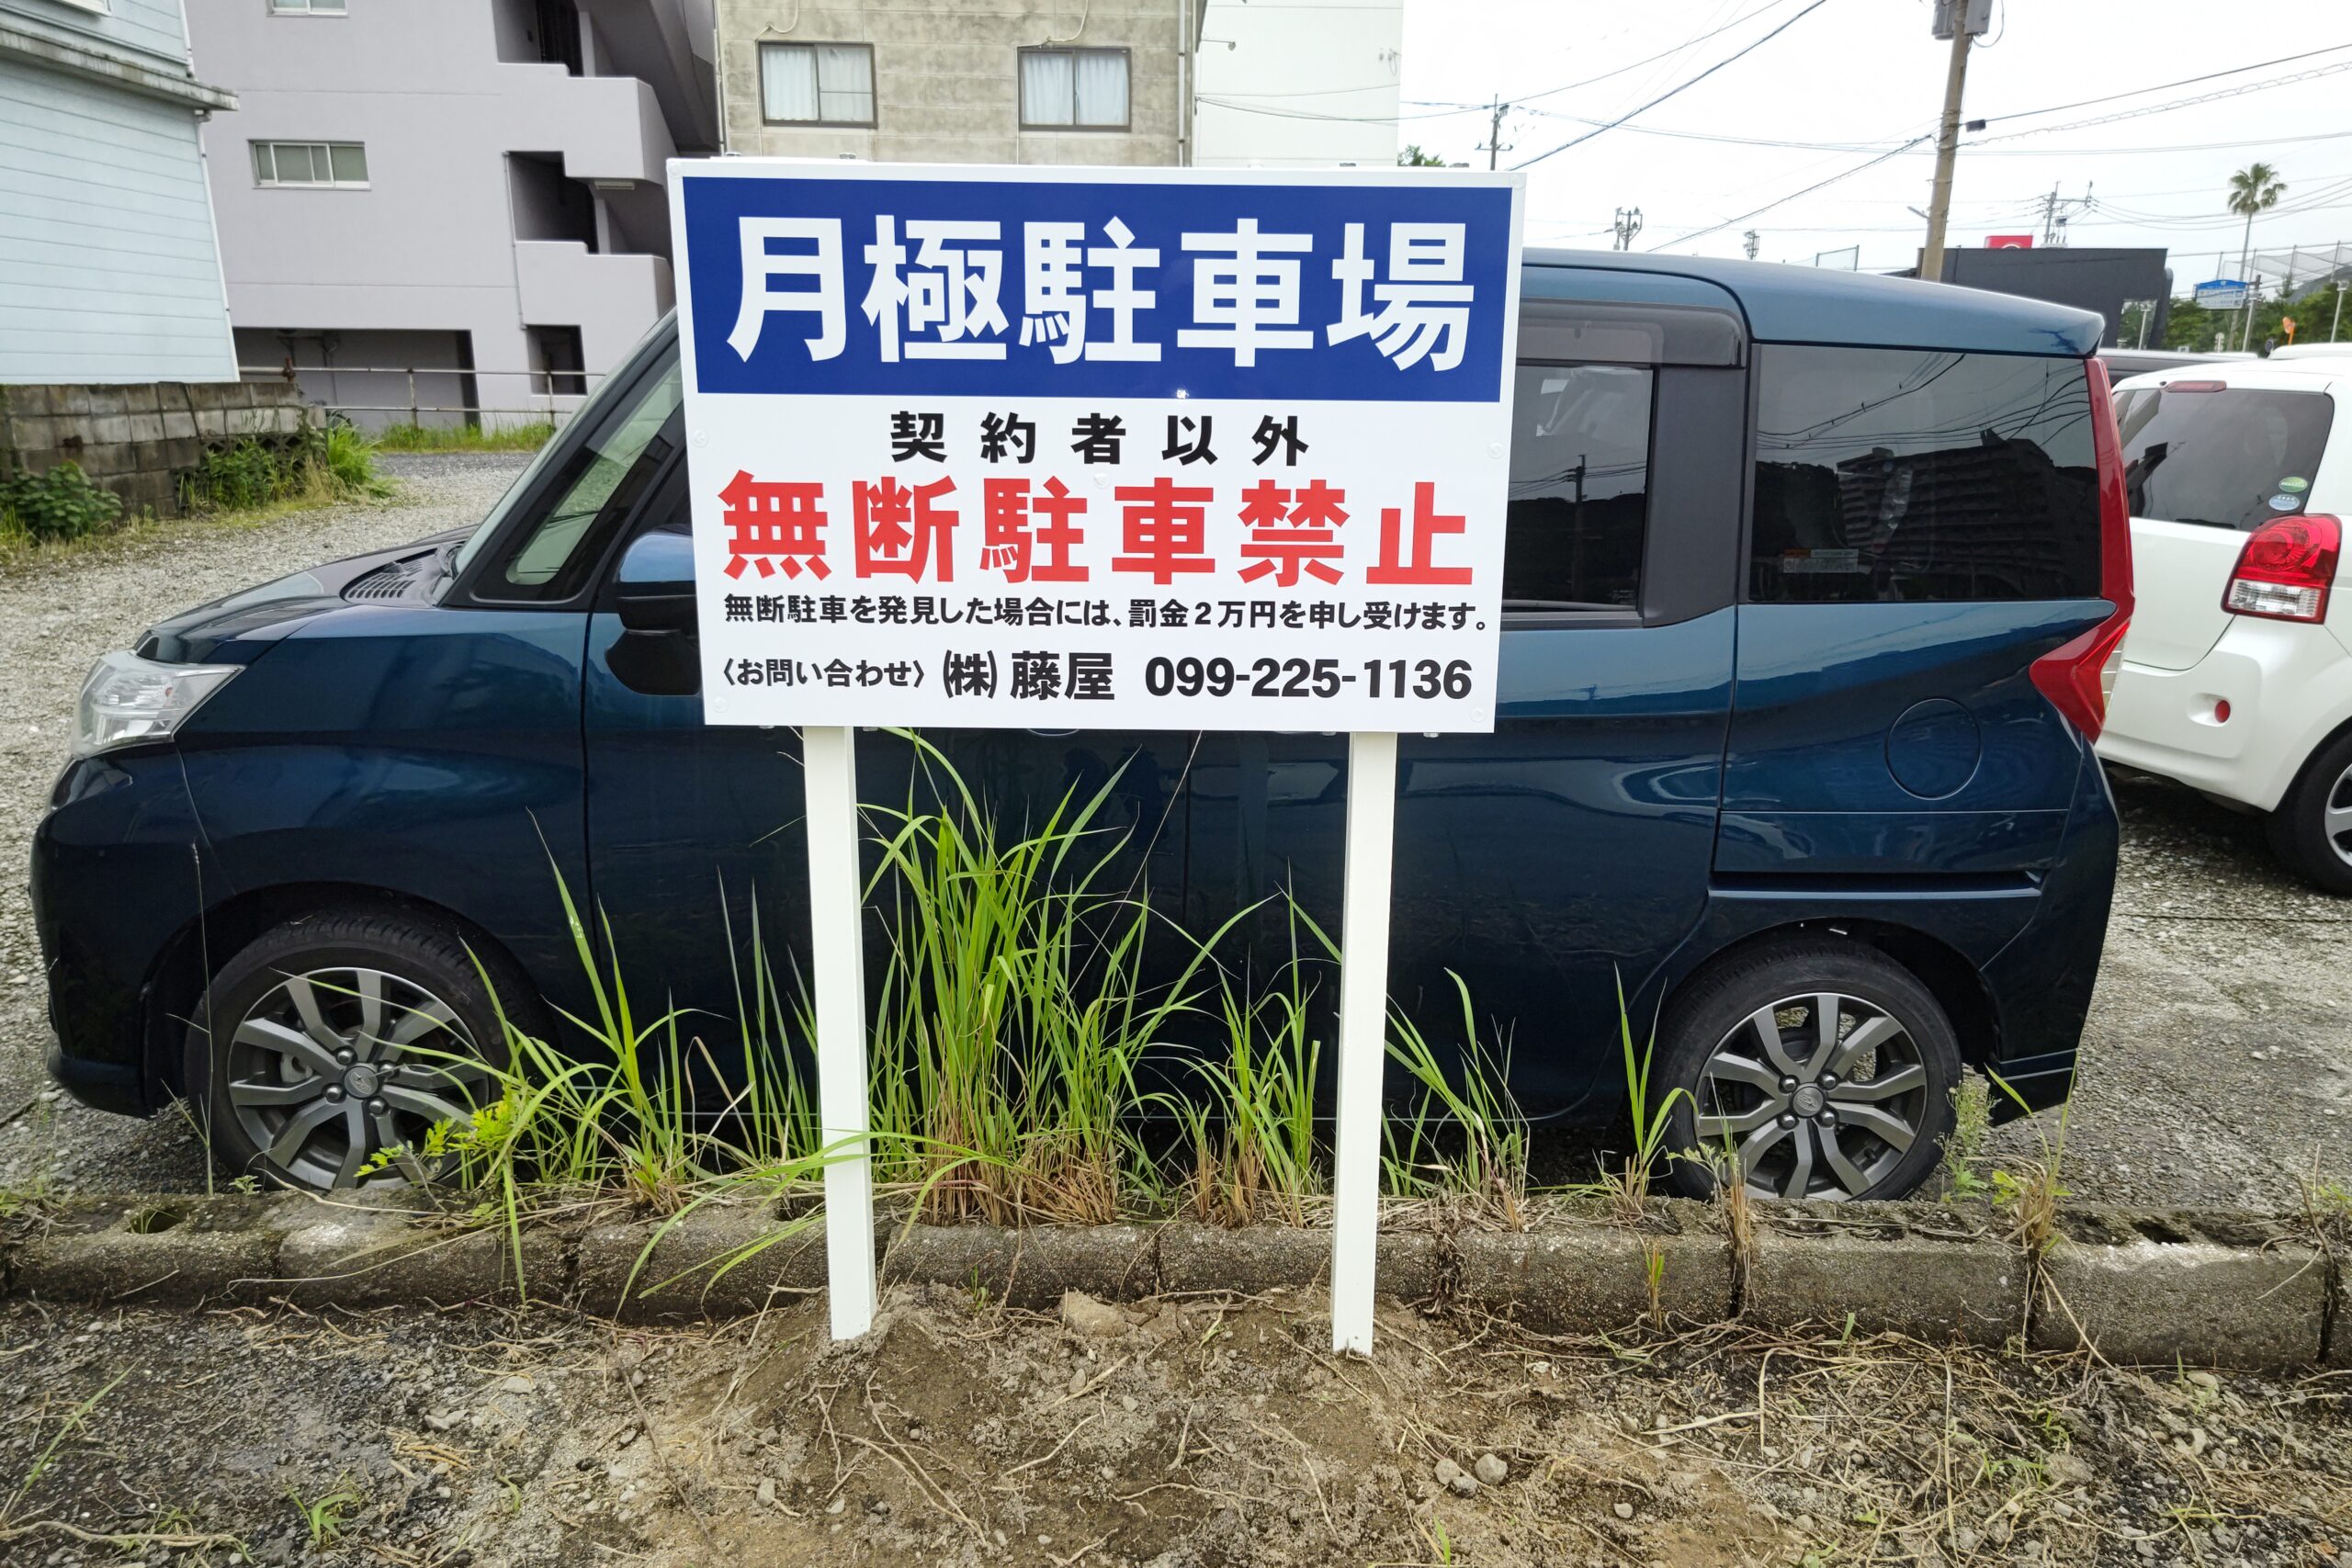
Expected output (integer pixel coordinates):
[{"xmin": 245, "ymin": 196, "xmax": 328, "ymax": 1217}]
[
  {"xmin": 1659, "ymin": 918, "xmax": 2000, "ymax": 1070},
  {"xmin": 141, "ymin": 881, "xmax": 548, "ymax": 1101}
]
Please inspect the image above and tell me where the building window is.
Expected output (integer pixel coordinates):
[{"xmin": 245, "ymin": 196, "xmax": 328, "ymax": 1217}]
[
  {"xmin": 269, "ymin": 0, "xmax": 347, "ymax": 13},
  {"xmin": 1019, "ymin": 47, "xmax": 1129, "ymax": 130},
  {"xmin": 760, "ymin": 42, "xmax": 875, "ymax": 126},
  {"xmin": 252, "ymin": 141, "xmax": 368, "ymax": 188}
]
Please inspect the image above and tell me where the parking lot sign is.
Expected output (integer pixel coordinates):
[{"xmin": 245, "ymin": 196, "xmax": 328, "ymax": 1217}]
[
  {"xmin": 672, "ymin": 161, "xmax": 1525, "ymax": 734},
  {"xmin": 671, "ymin": 160, "xmax": 1525, "ymax": 1351}
]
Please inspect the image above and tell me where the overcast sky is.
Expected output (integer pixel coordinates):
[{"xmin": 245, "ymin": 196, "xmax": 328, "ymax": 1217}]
[{"xmin": 1396, "ymin": 0, "xmax": 2352, "ymax": 281}]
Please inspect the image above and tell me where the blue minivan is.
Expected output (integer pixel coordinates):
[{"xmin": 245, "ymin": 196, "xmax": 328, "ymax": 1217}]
[{"xmin": 39, "ymin": 253, "xmax": 2132, "ymax": 1200}]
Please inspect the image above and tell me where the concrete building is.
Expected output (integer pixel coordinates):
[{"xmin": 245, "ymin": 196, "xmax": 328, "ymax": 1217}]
[
  {"xmin": 1, "ymin": 0, "xmax": 239, "ymax": 383},
  {"xmin": 1192, "ymin": 0, "xmax": 1400, "ymax": 170},
  {"xmin": 187, "ymin": 0, "xmax": 718, "ymax": 431},
  {"xmin": 717, "ymin": 0, "xmax": 1185, "ymax": 166}
]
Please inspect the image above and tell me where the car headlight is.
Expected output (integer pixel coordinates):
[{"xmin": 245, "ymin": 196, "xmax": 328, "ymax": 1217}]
[{"xmin": 73, "ymin": 651, "xmax": 239, "ymax": 757}]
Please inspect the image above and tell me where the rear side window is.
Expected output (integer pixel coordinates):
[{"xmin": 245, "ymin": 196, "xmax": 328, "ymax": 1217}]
[
  {"xmin": 2114, "ymin": 383, "xmax": 2333, "ymax": 531},
  {"xmin": 1504, "ymin": 362, "xmax": 1652, "ymax": 610},
  {"xmin": 1749, "ymin": 345, "xmax": 2101, "ymax": 603}
]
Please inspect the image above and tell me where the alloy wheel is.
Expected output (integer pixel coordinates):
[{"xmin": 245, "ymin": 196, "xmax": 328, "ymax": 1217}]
[
  {"xmin": 1693, "ymin": 991, "xmax": 1932, "ymax": 1201},
  {"xmin": 2324, "ymin": 762, "xmax": 2352, "ymax": 868},
  {"xmin": 220, "ymin": 966, "xmax": 489, "ymax": 1189}
]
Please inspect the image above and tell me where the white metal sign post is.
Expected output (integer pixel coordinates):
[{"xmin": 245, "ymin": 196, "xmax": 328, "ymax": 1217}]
[
  {"xmin": 800, "ymin": 723, "xmax": 876, "ymax": 1338},
  {"xmin": 669, "ymin": 160, "xmax": 1523, "ymax": 1351},
  {"xmin": 1329, "ymin": 728, "xmax": 1397, "ymax": 1354}
]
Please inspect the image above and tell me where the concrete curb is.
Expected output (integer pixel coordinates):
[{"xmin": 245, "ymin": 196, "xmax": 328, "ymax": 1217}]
[{"xmin": 0, "ymin": 1192, "xmax": 2337, "ymax": 1370}]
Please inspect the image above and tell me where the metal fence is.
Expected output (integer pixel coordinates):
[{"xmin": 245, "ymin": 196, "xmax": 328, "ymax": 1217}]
[{"xmin": 236, "ymin": 364, "xmax": 608, "ymax": 428}]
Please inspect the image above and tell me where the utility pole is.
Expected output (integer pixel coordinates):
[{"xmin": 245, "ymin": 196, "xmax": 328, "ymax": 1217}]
[
  {"xmin": 2036, "ymin": 183, "xmax": 2095, "ymax": 246},
  {"xmin": 1743, "ymin": 229, "xmax": 1759, "ymax": 260},
  {"xmin": 1919, "ymin": 0, "xmax": 1989, "ymax": 284},
  {"xmin": 1477, "ymin": 96, "xmax": 1512, "ymax": 171},
  {"xmin": 1612, "ymin": 207, "xmax": 1644, "ymax": 251}
]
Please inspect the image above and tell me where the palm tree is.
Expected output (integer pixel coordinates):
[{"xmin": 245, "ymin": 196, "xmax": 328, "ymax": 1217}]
[{"xmin": 2227, "ymin": 164, "xmax": 2286, "ymax": 347}]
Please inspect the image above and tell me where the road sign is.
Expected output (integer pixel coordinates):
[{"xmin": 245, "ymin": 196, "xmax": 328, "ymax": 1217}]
[
  {"xmin": 672, "ymin": 161, "xmax": 1524, "ymax": 735},
  {"xmin": 2195, "ymin": 279, "xmax": 2249, "ymax": 311},
  {"xmin": 670, "ymin": 159, "xmax": 1527, "ymax": 1356}
]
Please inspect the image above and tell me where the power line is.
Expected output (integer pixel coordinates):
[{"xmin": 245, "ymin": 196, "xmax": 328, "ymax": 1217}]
[
  {"xmin": 1491, "ymin": 0, "xmax": 1803, "ymax": 110},
  {"xmin": 1969, "ymin": 61, "xmax": 2352, "ymax": 146},
  {"xmin": 1970, "ymin": 39, "xmax": 2352, "ymax": 128},
  {"xmin": 1512, "ymin": 0, "xmax": 1833, "ymax": 169},
  {"xmin": 1645, "ymin": 135, "xmax": 1935, "ymax": 252}
]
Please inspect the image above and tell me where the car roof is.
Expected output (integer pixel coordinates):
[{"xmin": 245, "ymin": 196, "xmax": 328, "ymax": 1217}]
[{"xmin": 1524, "ymin": 247, "xmax": 2103, "ymax": 357}]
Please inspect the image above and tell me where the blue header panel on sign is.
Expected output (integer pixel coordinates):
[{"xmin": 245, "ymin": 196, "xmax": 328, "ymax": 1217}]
[{"xmin": 682, "ymin": 172, "xmax": 1516, "ymax": 404}]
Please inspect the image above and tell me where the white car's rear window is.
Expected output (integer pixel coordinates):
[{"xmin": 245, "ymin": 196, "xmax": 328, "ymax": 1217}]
[{"xmin": 2115, "ymin": 383, "xmax": 2332, "ymax": 531}]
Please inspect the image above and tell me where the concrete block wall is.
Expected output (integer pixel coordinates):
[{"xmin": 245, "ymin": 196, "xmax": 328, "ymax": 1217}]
[{"xmin": 0, "ymin": 381, "xmax": 313, "ymax": 517}]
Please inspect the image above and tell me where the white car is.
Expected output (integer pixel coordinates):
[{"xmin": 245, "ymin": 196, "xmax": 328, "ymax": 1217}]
[{"xmin": 2099, "ymin": 350, "xmax": 2352, "ymax": 890}]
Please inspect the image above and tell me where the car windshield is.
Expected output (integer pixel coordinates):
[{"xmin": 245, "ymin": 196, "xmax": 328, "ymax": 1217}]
[
  {"xmin": 447, "ymin": 319, "xmax": 681, "ymax": 584},
  {"xmin": 2114, "ymin": 383, "xmax": 2333, "ymax": 531}
]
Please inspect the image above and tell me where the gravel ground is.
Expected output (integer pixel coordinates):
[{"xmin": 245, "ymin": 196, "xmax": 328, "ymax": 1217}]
[
  {"xmin": 0, "ymin": 455, "xmax": 2346, "ymax": 1208},
  {"xmin": 1, "ymin": 1282, "xmax": 2345, "ymax": 1568}
]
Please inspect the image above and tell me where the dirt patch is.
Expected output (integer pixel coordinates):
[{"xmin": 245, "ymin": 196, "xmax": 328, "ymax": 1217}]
[{"xmin": 3, "ymin": 1286, "xmax": 2346, "ymax": 1568}]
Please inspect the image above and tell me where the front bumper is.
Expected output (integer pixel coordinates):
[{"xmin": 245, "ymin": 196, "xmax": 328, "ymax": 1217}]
[{"xmin": 33, "ymin": 748, "xmax": 209, "ymax": 1119}]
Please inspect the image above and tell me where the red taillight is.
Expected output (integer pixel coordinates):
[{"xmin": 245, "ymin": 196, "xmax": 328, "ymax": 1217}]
[
  {"xmin": 2163, "ymin": 379, "xmax": 2227, "ymax": 393},
  {"xmin": 2031, "ymin": 356, "xmax": 2135, "ymax": 740},
  {"xmin": 2222, "ymin": 513, "xmax": 2340, "ymax": 623}
]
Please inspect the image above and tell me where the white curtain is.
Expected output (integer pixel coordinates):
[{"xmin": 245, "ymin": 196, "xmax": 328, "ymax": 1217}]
[
  {"xmin": 761, "ymin": 43, "xmax": 820, "ymax": 122},
  {"xmin": 815, "ymin": 44, "xmax": 873, "ymax": 123},
  {"xmin": 1021, "ymin": 50, "xmax": 1074, "ymax": 126},
  {"xmin": 1072, "ymin": 51, "xmax": 1127, "ymax": 128}
]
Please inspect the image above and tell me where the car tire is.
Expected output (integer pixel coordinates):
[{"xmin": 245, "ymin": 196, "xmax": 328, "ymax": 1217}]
[
  {"xmin": 2265, "ymin": 730, "xmax": 2352, "ymax": 896},
  {"xmin": 183, "ymin": 909, "xmax": 528, "ymax": 1191},
  {"xmin": 1655, "ymin": 940, "xmax": 1960, "ymax": 1202}
]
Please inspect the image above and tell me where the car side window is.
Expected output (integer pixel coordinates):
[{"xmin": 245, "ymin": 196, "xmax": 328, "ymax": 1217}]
[
  {"xmin": 1503, "ymin": 362, "xmax": 1653, "ymax": 611},
  {"xmin": 1748, "ymin": 344, "xmax": 2101, "ymax": 603}
]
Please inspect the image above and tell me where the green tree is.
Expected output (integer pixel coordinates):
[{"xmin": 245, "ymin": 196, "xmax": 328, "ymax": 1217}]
[{"xmin": 1397, "ymin": 144, "xmax": 1448, "ymax": 167}]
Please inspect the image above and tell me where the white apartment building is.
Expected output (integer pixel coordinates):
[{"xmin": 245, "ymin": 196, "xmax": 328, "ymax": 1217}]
[
  {"xmin": 188, "ymin": 0, "xmax": 718, "ymax": 430},
  {"xmin": 1192, "ymin": 0, "xmax": 1401, "ymax": 170}
]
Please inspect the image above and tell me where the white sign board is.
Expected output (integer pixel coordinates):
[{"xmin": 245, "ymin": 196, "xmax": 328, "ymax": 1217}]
[
  {"xmin": 670, "ymin": 160, "xmax": 1525, "ymax": 1353},
  {"xmin": 670, "ymin": 161, "xmax": 1525, "ymax": 733}
]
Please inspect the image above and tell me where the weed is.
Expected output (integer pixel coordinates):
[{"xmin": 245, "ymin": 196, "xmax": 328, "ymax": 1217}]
[
  {"xmin": 862, "ymin": 732, "xmax": 1235, "ymax": 1224},
  {"xmin": 1988, "ymin": 1073, "xmax": 2071, "ymax": 1262},
  {"xmin": 1640, "ymin": 1237, "xmax": 1668, "ymax": 1326},
  {"xmin": 1381, "ymin": 971, "xmax": 1528, "ymax": 1224},
  {"xmin": 1942, "ymin": 1070, "xmax": 1993, "ymax": 1201},
  {"xmin": 284, "ymin": 1478, "xmax": 362, "ymax": 1547},
  {"xmin": 0, "ymin": 460, "xmax": 121, "ymax": 543},
  {"xmin": 375, "ymin": 418, "xmax": 558, "ymax": 452},
  {"xmin": 2296, "ymin": 1154, "xmax": 2352, "ymax": 1251},
  {"xmin": 1602, "ymin": 978, "xmax": 1687, "ymax": 1224},
  {"xmin": 370, "ymin": 855, "xmax": 829, "ymax": 1299},
  {"xmin": 1173, "ymin": 916, "xmax": 1325, "ymax": 1226},
  {"xmin": 177, "ymin": 424, "xmax": 390, "ymax": 516},
  {"xmin": 4, "ymin": 1371, "xmax": 125, "ymax": 1522}
]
